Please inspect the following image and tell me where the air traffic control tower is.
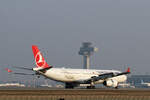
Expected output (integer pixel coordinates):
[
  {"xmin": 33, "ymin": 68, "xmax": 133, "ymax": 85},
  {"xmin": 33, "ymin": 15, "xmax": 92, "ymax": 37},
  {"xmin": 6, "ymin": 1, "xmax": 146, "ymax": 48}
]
[{"xmin": 79, "ymin": 42, "xmax": 98, "ymax": 69}]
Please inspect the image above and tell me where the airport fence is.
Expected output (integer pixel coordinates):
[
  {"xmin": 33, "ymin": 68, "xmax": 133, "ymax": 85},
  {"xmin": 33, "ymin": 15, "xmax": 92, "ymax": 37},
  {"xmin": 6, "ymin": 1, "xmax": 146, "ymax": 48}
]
[{"xmin": 0, "ymin": 95, "xmax": 150, "ymax": 100}]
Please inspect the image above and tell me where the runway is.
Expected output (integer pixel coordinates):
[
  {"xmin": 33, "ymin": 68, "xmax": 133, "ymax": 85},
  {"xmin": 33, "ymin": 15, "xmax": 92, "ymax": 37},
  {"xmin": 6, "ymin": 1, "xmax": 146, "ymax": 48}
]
[{"xmin": 0, "ymin": 89, "xmax": 150, "ymax": 100}]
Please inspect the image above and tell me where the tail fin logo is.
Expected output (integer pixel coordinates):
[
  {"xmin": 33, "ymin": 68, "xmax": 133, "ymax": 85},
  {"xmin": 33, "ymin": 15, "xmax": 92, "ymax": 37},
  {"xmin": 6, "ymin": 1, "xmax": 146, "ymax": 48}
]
[
  {"xmin": 35, "ymin": 51, "xmax": 46, "ymax": 68},
  {"xmin": 32, "ymin": 45, "xmax": 51, "ymax": 68}
]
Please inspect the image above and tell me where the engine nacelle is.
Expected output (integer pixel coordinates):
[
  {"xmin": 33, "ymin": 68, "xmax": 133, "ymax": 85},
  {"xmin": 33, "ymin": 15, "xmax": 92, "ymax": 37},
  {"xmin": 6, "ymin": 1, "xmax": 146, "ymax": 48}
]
[{"xmin": 103, "ymin": 79, "xmax": 118, "ymax": 88}]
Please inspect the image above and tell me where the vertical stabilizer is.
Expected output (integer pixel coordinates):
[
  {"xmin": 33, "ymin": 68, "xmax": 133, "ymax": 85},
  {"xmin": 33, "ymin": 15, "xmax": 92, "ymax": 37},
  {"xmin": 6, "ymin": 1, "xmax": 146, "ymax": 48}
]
[{"xmin": 32, "ymin": 45, "xmax": 51, "ymax": 68}]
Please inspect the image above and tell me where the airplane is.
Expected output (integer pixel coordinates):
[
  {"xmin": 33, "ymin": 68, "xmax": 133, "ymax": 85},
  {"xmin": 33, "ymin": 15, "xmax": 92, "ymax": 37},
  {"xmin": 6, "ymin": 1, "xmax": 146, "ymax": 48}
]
[
  {"xmin": 7, "ymin": 45, "xmax": 131, "ymax": 89},
  {"xmin": 140, "ymin": 80, "xmax": 150, "ymax": 86},
  {"xmin": 134, "ymin": 80, "xmax": 150, "ymax": 88}
]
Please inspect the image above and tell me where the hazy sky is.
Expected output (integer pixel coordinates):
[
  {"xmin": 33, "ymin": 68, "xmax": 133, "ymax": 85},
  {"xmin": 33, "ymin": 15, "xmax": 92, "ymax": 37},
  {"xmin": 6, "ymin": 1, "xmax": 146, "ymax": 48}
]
[{"xmin": 0, "ymin": 0, "xmax": 150, "ymax": 82}]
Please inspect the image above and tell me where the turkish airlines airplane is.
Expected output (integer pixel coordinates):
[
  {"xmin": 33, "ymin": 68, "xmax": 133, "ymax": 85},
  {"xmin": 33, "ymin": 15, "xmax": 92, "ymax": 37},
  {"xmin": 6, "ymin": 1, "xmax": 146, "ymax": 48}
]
[{"xmin": 8, "ymin": 45, "xmax": 131, "ymax": 89}]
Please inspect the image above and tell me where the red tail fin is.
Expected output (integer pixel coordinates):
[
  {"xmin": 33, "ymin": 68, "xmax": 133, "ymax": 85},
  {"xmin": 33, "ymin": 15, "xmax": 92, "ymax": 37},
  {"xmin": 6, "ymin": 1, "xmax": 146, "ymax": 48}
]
[
  {"xmin": 32, "ymin": 45, "xmax": 51, "ymax": 68},
  {"xmin": 5, "ymin": 68, "xmax": 12, "ymax": 72},
  {"xmin": 126, "ymin": 67, "xmax": 130, "ymax": 73}
]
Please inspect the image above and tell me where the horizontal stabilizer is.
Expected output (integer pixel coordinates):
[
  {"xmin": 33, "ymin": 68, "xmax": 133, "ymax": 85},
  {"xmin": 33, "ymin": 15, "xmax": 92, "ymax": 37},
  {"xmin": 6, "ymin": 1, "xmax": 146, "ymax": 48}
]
[
  {"xmin": 14, "ymin": 73, "xmax": 35, "ymax": 75},
  {"xmin": 13, "ymin": 66, "xmax": 33, "ymax": 71}
]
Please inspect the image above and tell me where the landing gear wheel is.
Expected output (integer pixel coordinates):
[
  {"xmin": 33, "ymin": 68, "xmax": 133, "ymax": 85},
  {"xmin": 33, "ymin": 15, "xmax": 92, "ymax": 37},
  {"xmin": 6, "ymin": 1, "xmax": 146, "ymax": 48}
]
[
  {"xmin": 115, "ymin": 86, "xmax": 118, "ymax": 89},
  {"xmin": 65, "ymin": 83, "xmax": 74, "ymax": 89},
  {"xmin": 87, "ymin": 86, "xmax": 95, "ymax": 89}
]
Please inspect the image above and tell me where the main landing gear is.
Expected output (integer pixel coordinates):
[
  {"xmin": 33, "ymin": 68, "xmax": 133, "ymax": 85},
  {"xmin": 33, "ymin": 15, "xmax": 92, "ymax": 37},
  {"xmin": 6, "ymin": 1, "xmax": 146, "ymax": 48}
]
[
  {"xmin": 65, "ymin": 83, "xmax": 96, "ymax": 89},
  {"xmin": 115, "ymin": 86, "xmax": 118, "ymax": 89},
  {"xmin": 86, "ymin": 86, "xmax": 95, "ymax": 89},
  {"xmin": 65, "ymin": 83, "xmax": 74, "ymax": 89}
]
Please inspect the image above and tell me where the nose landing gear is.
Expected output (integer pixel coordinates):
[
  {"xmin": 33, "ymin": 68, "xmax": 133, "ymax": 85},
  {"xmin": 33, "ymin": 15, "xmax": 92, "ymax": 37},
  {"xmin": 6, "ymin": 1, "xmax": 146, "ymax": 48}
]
[{"xmin": 87, "ymin": 81, "xmax": 95, "ymax": 89}]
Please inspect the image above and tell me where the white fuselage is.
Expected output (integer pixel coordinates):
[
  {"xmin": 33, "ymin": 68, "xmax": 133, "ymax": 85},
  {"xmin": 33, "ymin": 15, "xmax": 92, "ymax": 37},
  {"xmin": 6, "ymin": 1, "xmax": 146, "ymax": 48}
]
[{"xmin": 40, "ymin": 68, "xmax": 127, "ymax": 84}]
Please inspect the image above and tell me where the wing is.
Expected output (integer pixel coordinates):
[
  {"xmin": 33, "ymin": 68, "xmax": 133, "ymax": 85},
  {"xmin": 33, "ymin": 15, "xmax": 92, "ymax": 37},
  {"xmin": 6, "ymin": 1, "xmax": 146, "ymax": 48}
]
[{"xmin": 84, "ymin": 68, "xmax": 130, "ymax": 84}]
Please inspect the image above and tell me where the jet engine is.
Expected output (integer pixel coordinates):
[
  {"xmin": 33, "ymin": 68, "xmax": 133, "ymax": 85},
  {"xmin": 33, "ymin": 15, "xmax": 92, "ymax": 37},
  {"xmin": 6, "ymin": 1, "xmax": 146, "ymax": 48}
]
[{"xmin": 103, "ymin": 79, "xmax": 118, "ymax": 88}]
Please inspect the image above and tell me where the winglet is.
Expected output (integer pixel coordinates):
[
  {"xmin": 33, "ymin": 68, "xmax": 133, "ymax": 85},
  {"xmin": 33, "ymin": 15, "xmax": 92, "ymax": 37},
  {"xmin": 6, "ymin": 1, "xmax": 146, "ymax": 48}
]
[
  {"xmin": 126, "ymin": 67, "xmax": 130, "ymax": 73},
  {"xmin": 5, "ymin": 68, "xmax": 12, "ymax": 73}
]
